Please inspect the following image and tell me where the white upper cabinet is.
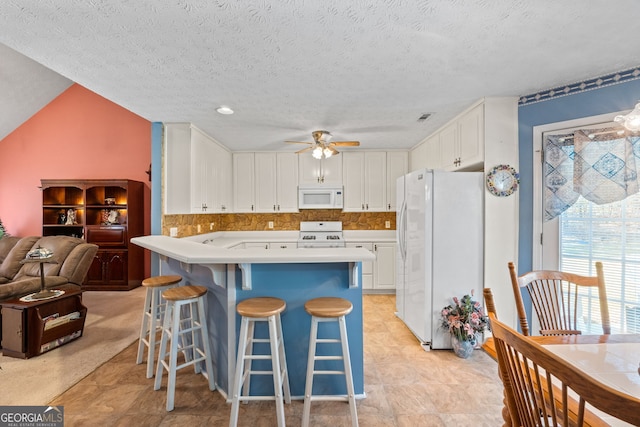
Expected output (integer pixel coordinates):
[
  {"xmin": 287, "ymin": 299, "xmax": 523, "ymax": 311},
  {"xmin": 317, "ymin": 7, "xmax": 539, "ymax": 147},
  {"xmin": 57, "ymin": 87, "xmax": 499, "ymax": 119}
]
[
  {"xmin": 210, "ymin": 142, "xmax": 232, "ymax": 212},
  {"xmin": 164, "ymin": 123, "xmax": 191, "ymax": 214},
  {"xmin": 275, "ymin": 153, "xmax": 299, "ymax": 212},
  {"xmin": 440, "ymin": 104, "xmax": 484, "ymax": 171},
  {"xmin": 386, "ymin": 151, "xmax": 408, "ymax": 211},
  {"xmin": 298, "ymin": 154, "xmax": 343, "ymax": 186},
  {"xmin": 233, "ymin": 152, "xmax": 256, "ymax": 212},
  {"xmin": 254, "ymin": 152, "xmax": 298, "ymax": 212},
  {"xmin": 164, "ymin": 123, "xmax": 231, "ymax": 214},
  {"xmin": 343, "ymin": 152, "xmax": 393, "ymax": 212}
]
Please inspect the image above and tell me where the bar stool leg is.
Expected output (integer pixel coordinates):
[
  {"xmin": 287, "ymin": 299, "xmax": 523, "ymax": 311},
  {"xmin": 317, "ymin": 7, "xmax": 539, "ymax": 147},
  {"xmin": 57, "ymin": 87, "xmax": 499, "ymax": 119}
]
[
  {"xmin": 196, "ymin": 295, "xmax": 216, "ymax": 391},
  {"xmin": 269, "ymin": 315, "xmax": 286, "ymax": 427},
  {"xmin": 339, "ymin": 315, "xmax": 358, "ymax": 427},
  {"xmin": 276, "ymin": 312, "xmax": 291, "ymax": 404},
  {"xmin": 302, "ymin": 316, "xmax": 319, "ymax": 427},
  {"xmin": 154, "ymin": 300, "xmax": 172, "ymax": 392},
  {"xmin": 230, "ymin": 316, "xmax": 250, "ymax": 427},
  {"xmin": 136, "ymin": 286, "xmax": 152, "ymax": 366}
]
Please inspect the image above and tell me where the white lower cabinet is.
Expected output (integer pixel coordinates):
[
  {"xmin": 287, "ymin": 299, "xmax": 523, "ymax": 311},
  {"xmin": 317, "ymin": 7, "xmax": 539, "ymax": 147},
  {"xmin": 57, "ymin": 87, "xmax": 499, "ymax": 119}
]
[
  {"xmin": 269, "ymin": 242, "xmax": 294, "ymax": 249},
  {"xmin": 244, "ymin": 242, "xmax": 270, "ymax": 249},
  {"xmin": 346, "ymin": 243, "xmax": 374, "ymax": 289},
  {"xmin": 373, "ymin": 242, "xmax": 396, "ymax": 290},
  {"xmin": 347, "ymin": 241, "xmax": 396, "ymax": 292}
]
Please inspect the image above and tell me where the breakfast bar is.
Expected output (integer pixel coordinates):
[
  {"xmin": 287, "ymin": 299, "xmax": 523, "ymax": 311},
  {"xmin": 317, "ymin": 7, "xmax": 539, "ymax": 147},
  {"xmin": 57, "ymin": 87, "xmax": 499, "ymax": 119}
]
[{"xmin": 131, "ymin": 235, "xmax": 375, "ymax": 400}]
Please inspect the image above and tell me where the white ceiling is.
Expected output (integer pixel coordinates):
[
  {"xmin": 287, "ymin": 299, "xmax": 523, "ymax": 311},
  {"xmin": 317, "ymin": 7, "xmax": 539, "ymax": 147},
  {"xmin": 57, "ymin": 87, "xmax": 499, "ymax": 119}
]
[{"xmin": 1, "ymin": 1, "xmax": 640, "ymax": 151}]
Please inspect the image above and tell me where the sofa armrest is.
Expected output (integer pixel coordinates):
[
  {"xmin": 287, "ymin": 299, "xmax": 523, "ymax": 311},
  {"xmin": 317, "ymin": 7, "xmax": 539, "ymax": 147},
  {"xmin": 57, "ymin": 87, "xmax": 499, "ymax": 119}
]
[{"xmin": 58, "ymin": 243, "xmax": 99, "ymax": 285}]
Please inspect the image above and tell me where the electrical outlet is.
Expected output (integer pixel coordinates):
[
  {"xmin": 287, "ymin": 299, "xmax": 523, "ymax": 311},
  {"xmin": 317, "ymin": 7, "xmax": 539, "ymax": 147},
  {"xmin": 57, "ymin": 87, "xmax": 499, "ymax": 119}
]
[
  {"xmin": 385, "ymin": 220, "xmax": 391, "ymax": 229},
  {"xmin": 210, "ymin": 222, "xmax": 215, "ymax": 230},
  {"xmin": 268, "ymin": 221, "xmax": 274, "ymax": 229},
  {"xmin": 169, "ymin": 227, "xmax": 178, "ymax": 237},
  {"xmin": 197, "ymin": 224, "xmax": 202, "ymax": 233}
]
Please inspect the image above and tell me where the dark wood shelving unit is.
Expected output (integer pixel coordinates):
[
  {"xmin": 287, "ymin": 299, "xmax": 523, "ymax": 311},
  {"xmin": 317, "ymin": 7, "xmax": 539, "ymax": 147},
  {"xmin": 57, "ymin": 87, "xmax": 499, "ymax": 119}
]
[{"xmin": 41, "ymin": 179, "xmax": 145, "ymax": 291}]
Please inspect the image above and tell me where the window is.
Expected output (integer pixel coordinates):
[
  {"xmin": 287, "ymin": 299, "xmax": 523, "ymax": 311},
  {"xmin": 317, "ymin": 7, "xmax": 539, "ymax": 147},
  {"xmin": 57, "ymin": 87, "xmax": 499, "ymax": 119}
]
[{"xmin": 559, "ymin": 194, "xmax": 640, "ymax": 333}]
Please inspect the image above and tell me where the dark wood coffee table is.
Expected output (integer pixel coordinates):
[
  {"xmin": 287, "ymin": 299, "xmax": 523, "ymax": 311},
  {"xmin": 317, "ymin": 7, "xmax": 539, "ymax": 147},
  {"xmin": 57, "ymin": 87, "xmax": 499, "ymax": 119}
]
[{"xmin": 1, "ymin": 284, "xmax": 87, "ymax": 358}]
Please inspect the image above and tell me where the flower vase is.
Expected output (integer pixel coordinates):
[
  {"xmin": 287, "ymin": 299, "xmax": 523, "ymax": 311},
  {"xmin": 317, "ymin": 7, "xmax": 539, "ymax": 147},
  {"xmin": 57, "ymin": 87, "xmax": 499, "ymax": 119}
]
[{"xmin": 451, "ymin": 335, "xmax": 474, "ymax": 359}]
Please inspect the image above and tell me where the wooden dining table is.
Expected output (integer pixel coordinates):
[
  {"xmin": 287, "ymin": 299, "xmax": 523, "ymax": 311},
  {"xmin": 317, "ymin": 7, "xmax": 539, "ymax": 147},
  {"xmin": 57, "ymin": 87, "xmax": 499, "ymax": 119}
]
[{"xmin": 482, "ymin": 333, "xmax": 640, "ymax": 426}]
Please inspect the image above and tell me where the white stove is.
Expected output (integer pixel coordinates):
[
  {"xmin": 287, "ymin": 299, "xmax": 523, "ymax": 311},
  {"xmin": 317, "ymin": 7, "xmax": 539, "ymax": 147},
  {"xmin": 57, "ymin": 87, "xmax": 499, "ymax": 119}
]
[{"xmin": 297, "ymin": 221, "xmax": 345, "ymax": 248}]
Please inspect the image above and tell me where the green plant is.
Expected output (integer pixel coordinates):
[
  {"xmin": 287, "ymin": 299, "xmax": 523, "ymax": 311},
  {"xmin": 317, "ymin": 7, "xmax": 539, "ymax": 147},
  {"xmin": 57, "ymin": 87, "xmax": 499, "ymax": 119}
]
[
  {"xmin": 440, "ymin": 291, "xmax": 489, "ymax": 342},
  {"xmin": 0, "ymin": 217, "xmax": 7, "ymax": 238}
]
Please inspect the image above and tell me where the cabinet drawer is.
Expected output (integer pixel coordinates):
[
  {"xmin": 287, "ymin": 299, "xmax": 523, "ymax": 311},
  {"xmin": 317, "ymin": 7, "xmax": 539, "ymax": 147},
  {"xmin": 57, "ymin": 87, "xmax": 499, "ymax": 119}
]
[{"xmin": 86, "ymin": 225, "xmax": 126, "ymax": 246}]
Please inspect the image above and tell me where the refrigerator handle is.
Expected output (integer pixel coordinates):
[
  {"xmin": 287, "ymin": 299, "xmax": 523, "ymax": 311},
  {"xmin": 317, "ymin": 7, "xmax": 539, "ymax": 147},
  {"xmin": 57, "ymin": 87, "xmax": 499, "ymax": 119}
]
[{"xmin": 398, "ymin": 199, "xmax": 407, "ymax": 262}]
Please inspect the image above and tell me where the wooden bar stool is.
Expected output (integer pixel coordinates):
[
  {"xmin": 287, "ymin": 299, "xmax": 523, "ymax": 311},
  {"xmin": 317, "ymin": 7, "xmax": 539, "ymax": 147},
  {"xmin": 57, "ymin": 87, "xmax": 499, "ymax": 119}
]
[
  {"xmin": 229, "ymin": 297, "xmax": 291, "ymax": 427},
  {"xmin": 154, "ymin": 285, "xmax": 215, "ymax": 411},
  {"xmin": 136, "ymin": 274, "xmax": 182, "ymax": 378},
  {"xmin": 302, "ymin": 297, "xmax": 358, "ymax": 427}
]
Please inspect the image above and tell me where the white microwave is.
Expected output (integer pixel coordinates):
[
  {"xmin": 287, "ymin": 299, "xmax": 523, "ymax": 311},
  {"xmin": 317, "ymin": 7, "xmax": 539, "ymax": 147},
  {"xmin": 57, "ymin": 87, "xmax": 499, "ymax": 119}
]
[{"xmin": 298, "ymin": 186, "xmax": 344, "ymax": 209}]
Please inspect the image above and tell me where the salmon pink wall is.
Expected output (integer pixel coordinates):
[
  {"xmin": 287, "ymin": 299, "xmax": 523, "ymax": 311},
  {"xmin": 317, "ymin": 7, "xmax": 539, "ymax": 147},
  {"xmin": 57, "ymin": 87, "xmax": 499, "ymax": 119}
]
[{"xmin": 0, "ymin": 83, "xmax": 151, "ymax": 272}]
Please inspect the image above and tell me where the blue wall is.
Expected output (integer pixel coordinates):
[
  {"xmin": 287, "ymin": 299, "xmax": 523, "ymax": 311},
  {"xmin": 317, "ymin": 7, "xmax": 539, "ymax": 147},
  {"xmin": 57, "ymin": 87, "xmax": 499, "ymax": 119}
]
[{"xmin": 517, "ymin": 78, "xmax": 640, "ymax": 274}]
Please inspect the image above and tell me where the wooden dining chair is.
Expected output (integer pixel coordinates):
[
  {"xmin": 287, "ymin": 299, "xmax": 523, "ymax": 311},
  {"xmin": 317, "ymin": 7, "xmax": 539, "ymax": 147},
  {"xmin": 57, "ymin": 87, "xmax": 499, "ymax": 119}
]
[
  {"xmin": 484, "ymin": 288, "xmax": 517, "ymax": 427},
  {"xmin": 488, "ymin": 309, "xmax": 640, "ymax": 427},
  {"xmin": 508, "ymin": 261, "xmax": 610, "ymax": 336}
]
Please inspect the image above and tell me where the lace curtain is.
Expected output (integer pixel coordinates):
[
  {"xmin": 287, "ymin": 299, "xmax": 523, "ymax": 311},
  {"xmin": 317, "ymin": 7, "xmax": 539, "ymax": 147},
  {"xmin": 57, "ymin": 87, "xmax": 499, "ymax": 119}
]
[{"xmin": 544, "ymin": 127, "xmax": 640, "ymax": 221}]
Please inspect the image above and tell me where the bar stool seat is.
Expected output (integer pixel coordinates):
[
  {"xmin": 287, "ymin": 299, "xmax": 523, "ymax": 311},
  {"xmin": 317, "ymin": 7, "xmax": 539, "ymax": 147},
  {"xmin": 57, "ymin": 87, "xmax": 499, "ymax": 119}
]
[
  {"xmin": 229, "ymin": 297, "xmax": 291, "ymax": 427},
  {"xmin": 136, "ymin": 275, "xmax": 182, "ymax": 378},
  {"xmin": 154, "ymin": 285, "xmax": 215, "ymax": 411},
  {"xmin": 302, "ymin": 297, "xmax": 358, "ymax": 427}
]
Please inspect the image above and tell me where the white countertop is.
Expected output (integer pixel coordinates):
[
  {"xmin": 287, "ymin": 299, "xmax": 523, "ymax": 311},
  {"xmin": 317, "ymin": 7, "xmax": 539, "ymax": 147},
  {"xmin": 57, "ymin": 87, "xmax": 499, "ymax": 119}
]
[
  {"xmin": 182, "ymin": 230, "xmax": 397, "ymax": 248},
  {"xmin": 131, "ymin": 235, "xmax": 376, "ymax": 264}
]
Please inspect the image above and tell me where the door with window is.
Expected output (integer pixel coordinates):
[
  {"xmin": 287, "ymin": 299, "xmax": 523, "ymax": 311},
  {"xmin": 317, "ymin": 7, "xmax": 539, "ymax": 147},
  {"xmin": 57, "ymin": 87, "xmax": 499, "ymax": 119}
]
[{"xmin": 536, "ymin": 117, "xmax": 640, "ymax": 334}]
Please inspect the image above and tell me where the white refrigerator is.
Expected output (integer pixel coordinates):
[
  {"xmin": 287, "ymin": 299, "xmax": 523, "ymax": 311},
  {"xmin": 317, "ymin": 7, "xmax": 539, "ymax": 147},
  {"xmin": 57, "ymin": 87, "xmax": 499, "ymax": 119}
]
[{"xmin": 396, "ymin": 169, "xmax": 484, "ymax": 349}]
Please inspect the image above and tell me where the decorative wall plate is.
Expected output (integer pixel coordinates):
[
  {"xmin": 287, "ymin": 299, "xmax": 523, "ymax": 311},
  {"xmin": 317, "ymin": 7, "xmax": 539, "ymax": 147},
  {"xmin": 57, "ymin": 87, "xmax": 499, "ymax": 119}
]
[{"xmin": 486, "ymin": 164, "xmax": 519, "ymax": 197}]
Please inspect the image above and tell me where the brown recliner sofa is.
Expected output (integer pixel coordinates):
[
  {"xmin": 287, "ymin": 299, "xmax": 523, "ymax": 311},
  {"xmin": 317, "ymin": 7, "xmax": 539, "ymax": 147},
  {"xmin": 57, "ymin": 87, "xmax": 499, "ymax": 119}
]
[{"xmin": 0, "ymin": 235, "xmax": 98, "ymax": 343}]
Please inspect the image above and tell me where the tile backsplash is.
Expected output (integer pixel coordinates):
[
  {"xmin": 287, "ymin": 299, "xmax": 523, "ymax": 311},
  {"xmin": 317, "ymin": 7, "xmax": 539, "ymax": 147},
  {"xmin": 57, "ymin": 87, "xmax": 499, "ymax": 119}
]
[{"xmin": 162, "ymin": 210, "xmax": 396, "ymax": 237}]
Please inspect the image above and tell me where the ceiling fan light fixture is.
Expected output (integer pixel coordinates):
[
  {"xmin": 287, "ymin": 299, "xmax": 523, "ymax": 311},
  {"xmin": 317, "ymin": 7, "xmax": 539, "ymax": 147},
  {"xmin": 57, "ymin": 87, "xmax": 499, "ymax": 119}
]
[
  {"xmin": 614, "ymin": 102, "xmax": 640, "ymax": 131},
  {"xmin": 216, "ymin": 106, "xmax": 234, "ymax": 115},
  {"xmin": 323, "ymin": 147, "xmax": 333, "ymax": 158},
  {"xmin": 312, "ymin": 146, "xmax": 323, "ymax": 159}
]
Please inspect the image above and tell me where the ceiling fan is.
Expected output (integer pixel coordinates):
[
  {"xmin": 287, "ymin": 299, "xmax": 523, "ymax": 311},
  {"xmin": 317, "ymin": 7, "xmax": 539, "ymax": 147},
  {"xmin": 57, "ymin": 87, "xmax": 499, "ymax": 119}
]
[{"xmin": 285, "ymin": 130, "xmax": 360, "ymax": 159}]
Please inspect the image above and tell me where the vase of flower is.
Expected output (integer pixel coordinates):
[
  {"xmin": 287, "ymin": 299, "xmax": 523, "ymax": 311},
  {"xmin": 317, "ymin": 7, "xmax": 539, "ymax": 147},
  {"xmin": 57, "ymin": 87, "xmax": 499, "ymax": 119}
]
[
  {"xmin": 440, "ymin": 290, "xmax": 489, "ymax": 358},
  {"xmin": 451, "ymin": 335, "xmax": 474, "ymax": 359}
]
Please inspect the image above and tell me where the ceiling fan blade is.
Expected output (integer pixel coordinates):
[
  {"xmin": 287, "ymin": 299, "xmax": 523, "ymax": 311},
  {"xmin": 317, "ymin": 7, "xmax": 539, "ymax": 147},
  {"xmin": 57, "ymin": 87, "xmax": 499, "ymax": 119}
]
[
  {"xmin": 330, "ymin": 141, "xmax": 360, "ymax": 146},
  {"xmin": 328, "ymin": 146, "xmax": 340, "ymax": 155},
  {"xmin": 295, "ymin": 146, "xmax": 314, "ymax": 154},
  {"xmin": 285, "ymin": 140, "xmax": 312, "ymax": 145}
]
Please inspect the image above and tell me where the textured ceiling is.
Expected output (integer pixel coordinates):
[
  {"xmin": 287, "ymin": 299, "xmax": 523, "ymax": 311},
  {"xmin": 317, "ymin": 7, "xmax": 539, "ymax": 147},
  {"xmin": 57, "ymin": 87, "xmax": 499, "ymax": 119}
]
[{"xmin": 1, "ymin": 0, "xmax": 640, "ymax": 151}]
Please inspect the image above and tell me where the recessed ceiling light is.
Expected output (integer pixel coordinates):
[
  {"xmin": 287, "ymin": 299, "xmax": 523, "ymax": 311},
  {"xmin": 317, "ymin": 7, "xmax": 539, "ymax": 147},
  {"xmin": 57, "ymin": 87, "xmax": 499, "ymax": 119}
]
[{"xmin": 216, "ymin": 106, "xmax": 234, "ymax": 115}]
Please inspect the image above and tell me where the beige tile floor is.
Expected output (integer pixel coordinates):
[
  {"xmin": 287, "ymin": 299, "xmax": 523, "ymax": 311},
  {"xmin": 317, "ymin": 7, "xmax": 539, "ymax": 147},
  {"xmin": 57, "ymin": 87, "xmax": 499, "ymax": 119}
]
[{"xmin": 51, "ymin": 295, "xmax": 505, "ymax": 426}]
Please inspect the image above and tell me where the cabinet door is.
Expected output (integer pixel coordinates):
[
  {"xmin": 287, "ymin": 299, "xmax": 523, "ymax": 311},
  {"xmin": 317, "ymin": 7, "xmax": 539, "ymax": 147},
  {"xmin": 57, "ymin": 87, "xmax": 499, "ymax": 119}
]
[
  {"xmin": 233, "ymin": 153, "xmax": 255, "ymax": 212},
  {"xmin": 269, "ymin": 242, "xmax": 293, "ymax": 249},
  {"xmin": 439, "ymin": 122, "xmax": 458, "ymax": 170},
  {"xmin": 347, "ymin": 242, "xmax": 373, "ymax": 289},
  {"xmin": 103, "ymin": 251, "xmax": 128, "ymax": 287},
  {"xmin": 255, "ymin": 153, "xmax": 278, "ymax": 212},
  {"xmin": 458, "ymin": 104, "xmax": 484, "ymax": 169},
  {"xmin": 386, "ymin": 152, "xmax": 408, "ymax": 211},
  {"xmin": 321, "ymin": 155, "xmax": 343, "ymax": 186},
  {"xmin": 424, "ymin": 134, "xmax": 442, "ymax": 170},
  {"xmin": 374, "ymin": 242, "xmax": 396, "ymax": 290},
  {"xmin": 342, "ymin": 152, "xmax": 365, "ymax": 212},
  {"xmin": 163, "ymin": 123, "xmax": 192, "ymax": 214},
  {"xmin": 364, "ymin": 152, "xmax": 387, "ymax": 211},
  {"xmin": 245, "ymin": 242, "xmax": 270, "ymax": 249},
  {"xmin": 276, "ymin": 153, "xmax": 299, "ymax": 212},
  {"xmin": 298, "ymin": 154, "xmax": 323, "ymax": 185},
  {"xmin": 190, "ymin": 132, "xmax": 213, "ymax": 212},
  {"xmin": 211, "ymin": 143, "xmax": 232, "ymax": 212}
]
